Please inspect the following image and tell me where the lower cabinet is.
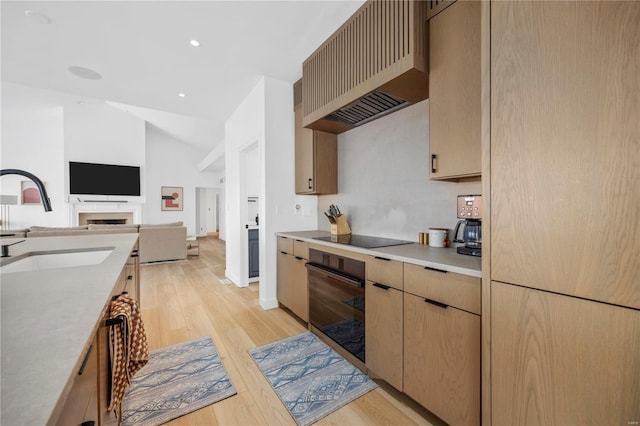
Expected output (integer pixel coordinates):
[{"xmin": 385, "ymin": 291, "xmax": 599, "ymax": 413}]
[
  {"xmin": 53, "ymin": 245, "xmax": 140, "ymax": 426},
  {"xmin": 53, "ymin": 334, "xmax": 99, "ymax": 425},
  {"xmin": 277, "ymin": 250, "xmax": 308, "ymax": 322},
  {"xmin": 248, "ymin": 229, "xmax": 259, "ymax": 278},
  {"xmin": 491, "ymin": 282, "xmax": 640, "ymax": 425},
  {"xmin": 365, "ymin": 281, "xmax": 403, "ymax": 390},
  {"xmin": 403, "ymin": 292, "xmax": 480, "ymax": 426}
]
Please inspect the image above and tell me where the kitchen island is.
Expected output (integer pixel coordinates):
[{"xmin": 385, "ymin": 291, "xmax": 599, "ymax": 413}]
[{"xmin": 0, "ymin": 233, "xmax": 139, "ymax": 425}]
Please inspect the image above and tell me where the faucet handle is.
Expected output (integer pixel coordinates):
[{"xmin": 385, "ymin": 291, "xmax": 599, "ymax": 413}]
[{"xmin": 1, "ymin": 240, "xmax": 26, "ymax": 258}]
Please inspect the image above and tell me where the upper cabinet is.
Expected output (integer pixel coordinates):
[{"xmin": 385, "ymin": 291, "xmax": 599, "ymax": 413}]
[
  {"xmin": 490, "ymin": 1, "xmax": 640, "ymax": 309},
  {"xmin": 294, "ymin": 80, "xmax": 337, "ymax": 195},
  {"xmin": 429, "ymin": 0, "xmax": 481, "ymax": 180},
  {"xmin": 301, "ymin": 0, "xmax": 429, "ymax": 134}
]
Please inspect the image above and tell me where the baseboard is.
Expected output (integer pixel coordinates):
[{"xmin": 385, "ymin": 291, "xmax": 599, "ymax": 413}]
[
  {"xmin": 259, "ymin": 297, "xmax": 278, "ymax": 310},
  {"xmin": 224, "ymin": 269, "xmax": 246, "ymax": 287}
]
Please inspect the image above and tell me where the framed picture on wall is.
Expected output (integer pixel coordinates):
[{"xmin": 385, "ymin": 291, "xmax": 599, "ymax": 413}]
[
  {"xmin": 21, "ymin": 181, "xmax": 45, "ymax": 205},
  {"xmin": 161, "ymin": 186, "xmax": 183, "ymax": 211}
]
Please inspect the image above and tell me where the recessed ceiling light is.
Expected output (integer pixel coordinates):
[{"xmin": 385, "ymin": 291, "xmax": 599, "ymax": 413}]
[
  {"xmin": 178, "ymin": 93, "xmax": 186, "ymax": 98},
  {"xmin": 68, "ymin": 66, "xmax": 102, "ymax": 80},
  {"xmin": 25, "ymin": 10, "xmax": 51, "ymax": 24},
  {"xmin": 190, "ymin": 40, "xmax": 200, "ymax": 47}
]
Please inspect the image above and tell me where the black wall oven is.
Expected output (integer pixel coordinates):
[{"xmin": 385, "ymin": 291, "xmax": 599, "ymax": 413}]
[{"xmin": 305, "ymin": 248, "xmax": 366, "ymax": 362}]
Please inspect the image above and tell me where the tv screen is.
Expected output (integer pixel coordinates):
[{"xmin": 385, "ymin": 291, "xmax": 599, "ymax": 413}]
[{"xmin": 69, "ymin": 161, "xmax": 141, "ymax": 196}]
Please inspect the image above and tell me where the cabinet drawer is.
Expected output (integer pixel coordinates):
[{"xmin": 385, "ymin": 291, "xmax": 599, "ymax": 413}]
[
  {"xmin": 293, "ymin": 240, "xmax": 309, "ymax": 260},
  {"xmin": 277, "ymin": 236, "xmax": 294, "ymax": 254},
  {"xmin": 367, "ymin": 255, "xmax": 403, "ymax": 290},
  {"xmin": 404, "ymin": 263, "xmax": 480, "ymax": 315}
]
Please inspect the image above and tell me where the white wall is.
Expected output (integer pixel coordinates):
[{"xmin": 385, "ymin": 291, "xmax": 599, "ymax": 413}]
[
  {"xmin": 318, "ymin": 100, "xmax": 482, "ymax": 241},
  {"xmin": 144, "ymin": 125, "xmax": 220, "ymax": 235},
  {"xmin": 1, "ymin": 83, "xmax": 68, "ymax": 228},
  {"xmin": 225, "ymin": 76, "xmax": 316, "ymax": 308},
  {"xmin": 1, "ymin": 83, "xmax": 222, "ymax": 233}
]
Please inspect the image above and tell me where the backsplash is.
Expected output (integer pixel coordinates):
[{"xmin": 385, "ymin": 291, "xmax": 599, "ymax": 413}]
[{"xmin": 317, "ymin": 99, "xmax": 481, "ymax": 243}]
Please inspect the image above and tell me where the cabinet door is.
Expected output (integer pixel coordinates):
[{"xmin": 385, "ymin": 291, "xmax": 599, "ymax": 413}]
[
  {"xmin": 491, "ymin": 282, "xmax": 640, "ymax": 425},
  {"xmin": 365, "ymin": 281, "xmax": 403, "ymax": 390},
  {"xmin": 491, "ymin": 1, "xmax": 640, "ymax": 308},
  {"xmin": 53, "ymin": 336, "xmax": 99, "ymax": 426},
  {"xmin": 404, "ymin": 292, "xmax": 480, "ymax": 425},
  {"xmin": 295, "ymin": 105, "xmax": 315, "ymax": 194},
  {"xmin": 277, "ymin": 251, "xmax": 294, "ymax": 309},
  {"xmin": 429, "ymin": 0, "xmax": 481, "ymax": 179},
  {"xmin": 248, "ymin": 229, "xmax": 259, "ymax": 278},
  {"xmin": 277, "ymin": 252, "xmax": 308, "ymax": 322},
  {"xmin": 289, "ymin": 255, "xmax": 309, "ymax": 322}
]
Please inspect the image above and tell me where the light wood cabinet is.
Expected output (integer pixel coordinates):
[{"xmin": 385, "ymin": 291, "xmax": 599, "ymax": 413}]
[
  {"xmin": 491, "ymin": 282, "xmax": 640, "ymax": 425},
  {"xmin": 429, "ymin": 0, "xmax": 481, "ymax": 180},
  {"xmin": 294, "ymin": 79, "xmax": 337, "ymax": 195},
  {"xmin": 366, "ymin": 255, "xmax": 403, "ymax": 291},
  {"xmin": 403, "ymin": 291, "xmax": 480, "ymax": 426},
  {"xmin": 277, "ymin": 238, "xmax": 309, "ymax": 322},
  {"xmin": 490, "ymin": 1, "xmax": 640, "ymax": 309},
  {"xmin": 365, "ymin": 281, "xmax": 403, "ymax": 390},
  {"xmin": 54, "ymin": 335, "xmax": 99, "ymax": 426},
  {"xmin": 404, "ymin": 263, "xmax": 480, "ymax": 315},
  {"xmin": 53, "ymin": 244, "xmax": 140, "ymax": 426}
]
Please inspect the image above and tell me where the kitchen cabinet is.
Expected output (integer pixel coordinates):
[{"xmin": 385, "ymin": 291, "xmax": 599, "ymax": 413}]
[
  {"xmin": 490, "ymin": 0, "xmax": 639, "ymax": 308},
  {"xmin": 487, "ymin": 2, "xmax": 640, "ymax": 424},
  {"xmin": 53, "ymin": 245, "xmax": 139, "ymax": 426},
  {"xmin": 491, "ymin": 282, "xmax": 640, "ymax": 425},
  {"xmin": 365, "ymin": 254, "xmax": 404, "ymax": 390},
  {"xmin": 54, "ymin": 335, "xmax": 99, "ymax": 425},
  {"xmin": 248, "ymin": 229, "xmax": 259, "ymax": 278},
  {"xmin": 277, "ymin": 237, "xmax": 309, "ymax": 322},
  {"xmin": 294, "ymin": 79, "xmax": 337, "ymax": 195},
  {"xmin": 403, "ymin": 263, "xmax": 481, "ymax": 426},
  {"xmin": 403, "ymin": 291, "xmax": 480, "ymax": 426},
  {"xmin": 366, "ymin": 255, "xmax": 404, "ymax": 291},
  {"xmin": 365, "ymin": 281, "xmax": 403, "ymax": 391},
  {"xmin": 429, "ymin": 0, "xmax": 481, "ymax": 180}
]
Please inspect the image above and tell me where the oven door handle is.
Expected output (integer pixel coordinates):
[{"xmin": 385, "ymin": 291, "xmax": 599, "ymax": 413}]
[{"xmin": 305, "ymin": 262, "xmax": 364, "ymax": 288}]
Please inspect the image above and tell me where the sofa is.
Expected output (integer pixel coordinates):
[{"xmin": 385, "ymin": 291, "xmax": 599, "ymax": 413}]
[{"xmin": 1, "ymin": 222, "xmax": 187, "ymax": 264}]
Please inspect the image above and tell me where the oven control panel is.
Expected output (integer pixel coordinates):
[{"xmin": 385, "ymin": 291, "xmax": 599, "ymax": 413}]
[{"xmin": 457, "ymin": 195, "xmax": 482, "ymax": 220}]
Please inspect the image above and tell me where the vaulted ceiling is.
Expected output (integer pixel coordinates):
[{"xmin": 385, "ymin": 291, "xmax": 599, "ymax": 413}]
[{"xmin": 1, "ymin": 1, "xmax": 365, "ymax": 166}]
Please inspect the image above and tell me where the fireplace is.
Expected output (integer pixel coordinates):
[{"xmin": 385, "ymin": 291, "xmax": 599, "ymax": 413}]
[{"xmin": 78, "ymin": 212, "xmax": 134, "ymax": 226}]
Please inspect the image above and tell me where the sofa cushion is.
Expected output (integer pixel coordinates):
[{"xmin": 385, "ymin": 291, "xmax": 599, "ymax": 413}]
[
  {"xmin": 138, "ymin": 222, "xmax": 183, "ymax": 228},
  {"xmin": 30, "ymin": 225, "xmax": 89, "ymax": 231},
  {"xmin": 88, "ymin": 224, "xmax": 139, "ymax": 230}
]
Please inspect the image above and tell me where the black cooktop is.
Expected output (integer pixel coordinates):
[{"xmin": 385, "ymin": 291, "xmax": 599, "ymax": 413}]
[{"xmin": 313, "ymin": 234, "xmax": 413, "ymax": 249}]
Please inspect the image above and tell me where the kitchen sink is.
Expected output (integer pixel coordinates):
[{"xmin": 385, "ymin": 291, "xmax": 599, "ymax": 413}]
[{"xmin": 0, "ymin": 248, "xmax": 114, "ymax": 273}]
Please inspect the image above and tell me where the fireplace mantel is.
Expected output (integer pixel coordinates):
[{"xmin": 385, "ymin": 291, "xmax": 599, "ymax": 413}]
[{"xmin": 69, "ymin": 201, "xmax": 142, "ymax": 226}]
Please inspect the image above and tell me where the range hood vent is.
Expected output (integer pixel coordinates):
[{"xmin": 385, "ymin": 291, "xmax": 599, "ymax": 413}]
[
  {"xmin": 302, "ymin": 0, "xmax": 429, "ymax": 134},
  {"xmin": 325, "ymin": 91, "xmax": 409, "ymax": 127}
]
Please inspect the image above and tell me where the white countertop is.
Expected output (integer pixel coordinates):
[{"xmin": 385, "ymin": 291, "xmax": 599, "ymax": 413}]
[
  {"xmin": 0, "ymin": 233, "xmax": 138, "ymax": 426},
  {"xmin": 276, "ymin": 230, "xmax": 481, "ymax": 278}
]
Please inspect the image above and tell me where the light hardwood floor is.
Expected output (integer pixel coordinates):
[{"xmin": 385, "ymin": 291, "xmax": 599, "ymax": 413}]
[{"xmin": 140, "ymin": 236, "xmax": 442, "ymax": 425}]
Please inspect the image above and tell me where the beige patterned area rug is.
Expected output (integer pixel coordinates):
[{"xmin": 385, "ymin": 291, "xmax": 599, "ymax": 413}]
[
  {"xmin": 249, "ymin": 332, "xmax": 377, "ymax": 426},
  {"xmin": 121, "ymin": 336, "xmax": 236, "ymax": 426}
]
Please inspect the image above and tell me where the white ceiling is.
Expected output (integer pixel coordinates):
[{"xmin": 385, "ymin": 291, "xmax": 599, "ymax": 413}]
[{"xmin": 1, "ymin": 0, "xmax": 365, "ymax": 167}]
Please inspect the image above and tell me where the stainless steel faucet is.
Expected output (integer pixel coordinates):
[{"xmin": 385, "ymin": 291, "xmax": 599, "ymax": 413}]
[{"xmin": 0, "ymin": 169, "xmax": 52, "ymax": 211}]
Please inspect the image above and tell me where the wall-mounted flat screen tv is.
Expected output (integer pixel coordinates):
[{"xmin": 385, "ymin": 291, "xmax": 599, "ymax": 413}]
[{"xmin": 69, "ymin": 161, "xmax": 141, "ymax": 196}]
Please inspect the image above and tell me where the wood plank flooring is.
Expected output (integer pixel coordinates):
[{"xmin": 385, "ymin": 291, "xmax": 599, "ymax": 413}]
[{"xmin": 140, "ymin": 236, "xmax": 443, "ymax": 425}]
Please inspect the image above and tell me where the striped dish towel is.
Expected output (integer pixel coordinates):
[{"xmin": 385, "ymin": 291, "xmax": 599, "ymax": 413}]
[{"xmin": 108, "ymin": 294, "xmax": 149, "ymax": 417}]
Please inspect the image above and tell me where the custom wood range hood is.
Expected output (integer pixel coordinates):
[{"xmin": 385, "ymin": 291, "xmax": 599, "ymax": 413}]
[{"xmin": 302, "ymin": 0, "xmax": 430, "ymax": 134}]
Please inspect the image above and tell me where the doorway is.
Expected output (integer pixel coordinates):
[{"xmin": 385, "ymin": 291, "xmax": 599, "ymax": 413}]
[
  {"xmin": 239, "ymin": 141, "xmax": 261, "ymax": 286},
  {"xmin": 195, "ymin": 187, "xmax": 219, "ymax": 237}
]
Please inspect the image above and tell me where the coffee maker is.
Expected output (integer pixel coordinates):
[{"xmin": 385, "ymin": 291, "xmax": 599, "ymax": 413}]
[{"xmin": 453, "ymin": 195, "xmax": 482, "ymax": 257}]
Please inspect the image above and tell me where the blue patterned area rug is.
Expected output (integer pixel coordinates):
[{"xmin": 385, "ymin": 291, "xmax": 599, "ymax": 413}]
[
  {"xmin": 121, "ymin": 336, "xmax": 236, "ymax": 426},
  {"xmin": 248, "ymin": 331, "xmax": 377, "ymax": 426}
]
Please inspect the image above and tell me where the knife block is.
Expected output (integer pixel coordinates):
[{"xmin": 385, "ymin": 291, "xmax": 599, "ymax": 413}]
[{"xmin": 331, "ymin": 214, "xmax": 352, "ymax": 235}]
